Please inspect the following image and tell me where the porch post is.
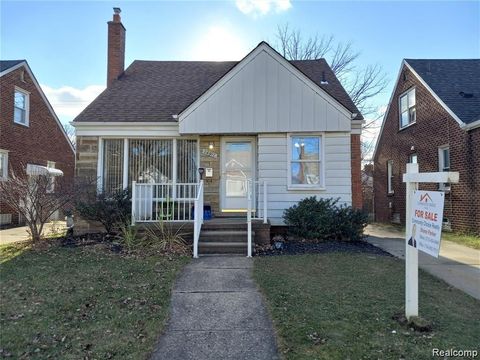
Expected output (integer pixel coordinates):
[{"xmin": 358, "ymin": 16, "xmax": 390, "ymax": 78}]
[
  {"xmin": 123, "ymin": 138, "xmax": 129, "ymax": 189},
  {"xmin": 131, "ymin": 181, "xmax": 136, "ymax": 225},
  {"xmin": 247, "ymin": 180, "xmax": 252, "ymax": 258},
  {"xmin": 263, "ymin": 180, "xmax": 267, "ymax": 224}
]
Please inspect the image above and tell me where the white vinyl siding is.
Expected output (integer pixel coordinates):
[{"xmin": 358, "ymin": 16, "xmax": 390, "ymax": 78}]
[
  {"xmin": 180, "ymin": 48, "xmax": 352, "ymax": 134},
  {"xmin": 14, "ymin": 88, "xmax": 30, "ymax": 126},
  {"xmin": 257, "ymin": 133, "xmax": 351, "ymax": 225}
]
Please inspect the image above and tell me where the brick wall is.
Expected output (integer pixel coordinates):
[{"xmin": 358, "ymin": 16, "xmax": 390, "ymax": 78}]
[
  {"xmin": 107, "ymin": 14, "xmax": 126, "ymax": 87},
  {"xmin": 351, "ymin": 134, "xmax": 362, "ymax": 209},
  {"xmin": 373, "ymin": 65, "xmax": 479, "ymax": 234},
  {"xmin": 0, "ymin": 66, "xmax": 75, "ymax": 225}
]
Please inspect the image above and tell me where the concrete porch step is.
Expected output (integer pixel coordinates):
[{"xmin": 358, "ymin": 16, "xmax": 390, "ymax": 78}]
[
  {"xmin": 199, "ymin": 241, "xmax": 252, "ymax": 255},
  {"xmin": 199, "ymin": 230, "xmax": 254, "ymax": 243}
]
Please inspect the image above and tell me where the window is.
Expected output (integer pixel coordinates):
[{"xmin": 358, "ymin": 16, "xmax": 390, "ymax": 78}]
[
  {"xmin": 0, "ymin": 150, "xmax": 8, "ymax": 180},
  {"xmin": 14, "ymin": 88, "xmax": 29, "ymax": 126},
  {"xmin": 387, "ymin": 160, "xmax": 394, "ymax": 194},
  {"xmin": 438, "ymin": 146, "xmax": 450, "ymax": 190},
  {"xmin": 399, "ymin": 88, "xmax": 416, "ymax": 129},
  {"xmin": 103, "ymin": 139, "xmax": 124, "ymax": 193},
  {"xmin": 46, "ymin": 161, "xmax": 56, "ymax": 193},
  {"xmin": 102, "ymin": 138, "xmax": 199, "ymax": 194},
  {"xmin": 409, "ymin": 153, "xmax": 417, "ymax": 164},
  {"xmin": 128, "ymin": 139, "xmax": 173, "ymax": 184},
  {"xmin": 288, "ymin": 135, "xmax": 323, "ymax": 188}
]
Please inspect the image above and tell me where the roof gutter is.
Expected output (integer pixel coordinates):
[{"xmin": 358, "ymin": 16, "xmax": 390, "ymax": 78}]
[{"xmin": 461, "ymin": 119, "xmax": 480, "ymax": 131}]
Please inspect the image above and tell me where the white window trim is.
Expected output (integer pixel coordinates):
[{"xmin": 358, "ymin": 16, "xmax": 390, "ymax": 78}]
[
  {"xmin": 13, "ymin": 86, "xmax": 30, "ymax": 127},
  {"xmin": 409, "ymin": 153, "xmax": 417, "ymax": 164},
  {"xmin": 287, "ymin": 133, "xmax": 325, "ymax": 190},
  {"xmin": 438, "ymin": 145, "xmax": 450, "ymax": 190},
  {"xmin": 387, "ymin": 160, "xmax": 394, "ymax": 194},
  {"xmin": 398, "ymin": 87, "xmax": 416, "ymax": 130},
  {"xmin": 0, "ymin": 149, "xmax": 9, "ymax": 180}
]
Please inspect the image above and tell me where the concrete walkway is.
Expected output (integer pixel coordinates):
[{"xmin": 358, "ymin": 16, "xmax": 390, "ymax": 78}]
[
  {"xmin": 150, "ymin": 256, "xmax": 279, "ymax": 360},
  {"xmin": 0, "ymin": 222, "xmax": 67, "ymax": 245},
  {"xmin": 366, "ymin": 224, "xmax": 480, "ymax": 300}
]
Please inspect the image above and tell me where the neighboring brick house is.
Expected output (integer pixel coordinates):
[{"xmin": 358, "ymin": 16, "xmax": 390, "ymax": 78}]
[
  {"xmin": 374, "ymin": 59, "xmax": 480, "ymax": 234},
  {"xmin": 0, "ymin": 60, "xmax": 75, "ymax": 226}
]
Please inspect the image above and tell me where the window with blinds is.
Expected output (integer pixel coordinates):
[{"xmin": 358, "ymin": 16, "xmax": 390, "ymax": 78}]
[
  {"xmin": 177, "ymin": 139, "xmax": 198, "ymax": 183},
  {"xmin": 103, "ymin": 139, "xmax": 124, "ymax": 194},
  {"xmin": 129, "ymin": 139, "xmax": 173, "ymax": 184}
]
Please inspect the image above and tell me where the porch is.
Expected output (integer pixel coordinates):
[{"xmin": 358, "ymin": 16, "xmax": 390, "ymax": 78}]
[{"xmin": 131, "ymin": 181, "xmax": 270, "ymax": 257}]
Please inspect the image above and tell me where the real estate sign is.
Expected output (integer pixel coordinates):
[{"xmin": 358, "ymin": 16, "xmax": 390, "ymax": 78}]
[{"xmin": 409, "ymin": 190, "xmax": 445, "ymax": 258}]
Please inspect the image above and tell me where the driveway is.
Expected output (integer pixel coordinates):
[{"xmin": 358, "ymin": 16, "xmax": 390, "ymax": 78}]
[
  {"xmin": 150, "ymin": 256, "xmax": 278, "ymax": 360},
  {"xmin": 366, "ymin": 224, "xmax": 480, "ymax": 300},
  {"xmin": 0, "ymin": 222, "xmax": 66, "ymax": 245}
]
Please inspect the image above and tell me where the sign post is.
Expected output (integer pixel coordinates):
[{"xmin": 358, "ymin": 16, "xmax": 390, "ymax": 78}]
[{"xmin": 402, "ymin": 164, "xmax": 459, "ymax": 320}]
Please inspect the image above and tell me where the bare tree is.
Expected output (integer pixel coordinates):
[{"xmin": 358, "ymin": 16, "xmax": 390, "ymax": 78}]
[
  {"xmin": 275, "ymin": 24, "xmax": 388, "ymax": 122},
  {"xmin": 63, "ymin": 123, "xmax": 76, "ymax": 148},
  {"xmin": 0, "ymin": 167, "xmax": 76, "ymax": 243}
]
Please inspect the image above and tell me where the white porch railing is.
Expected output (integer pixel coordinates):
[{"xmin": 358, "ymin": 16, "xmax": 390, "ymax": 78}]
[
  {"xmin": 193, "ymin": 180, "xmax": 204, "ymax": 258},
  {"xmin": 247, "ymin": 179, "xmax": 268, "ymax": 258},
  {"xmin": 131, "ymin": 182, "xmax": 200, "ymax": 224},
  {"xmin": 249, "ymin": 180, "xmax": 268, "ymax": 224}
]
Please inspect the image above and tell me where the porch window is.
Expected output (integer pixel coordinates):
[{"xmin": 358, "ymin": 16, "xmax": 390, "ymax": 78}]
[
  {"xmin": 128, "ymin": 139, "xmax": 173, "ymax": 184},
  {"xmin": 177, "ymin": 139, "xmax": 198, "ymax": 183},
  {"xmin": 103, "ymin": 139, "xmax": 124, "ymax": 193},
  {"xmin": 288, "ymin": 135, "xmax": 323, "ymax": 189}
]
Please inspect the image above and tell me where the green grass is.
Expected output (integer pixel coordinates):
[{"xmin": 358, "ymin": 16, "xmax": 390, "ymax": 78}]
[
  {"xmin": 0, "ymin": 243, "xmax": 189, "ymax": 359},
  {"xmin": 441, "ymin": 232, "xmax": 480, "ymax": 250},
  {"xmin": 254, "ymin": 253, "xmax": 480, "ymax": 360},
  {"xmin": 371, "ymin": 222, "xmax": 480, "ymax": 250}
]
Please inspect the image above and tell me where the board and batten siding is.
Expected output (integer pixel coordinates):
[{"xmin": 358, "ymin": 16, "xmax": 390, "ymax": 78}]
[
  {"xmin": 258, "ymin": 133, "xmax": 352, "ymax": 225},
  {"xmin": 179, "ymin": 47, "xmax": 352, "ymax": 134}
]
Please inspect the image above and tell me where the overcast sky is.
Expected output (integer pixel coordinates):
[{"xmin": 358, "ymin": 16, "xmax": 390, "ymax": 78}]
[{"xmin": 2, "ymin": 0, "xmax": 479, "ymax": 148}]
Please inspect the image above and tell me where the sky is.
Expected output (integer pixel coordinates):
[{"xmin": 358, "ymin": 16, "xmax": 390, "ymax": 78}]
[{"xmin": 1, "ymin": 0, "xmax": 479, "ymax": 150}]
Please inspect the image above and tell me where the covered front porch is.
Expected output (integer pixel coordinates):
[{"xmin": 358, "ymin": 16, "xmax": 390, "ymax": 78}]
[{"xmin": 97, "ymin": 135, "xmax": 269, "ymax": 256}]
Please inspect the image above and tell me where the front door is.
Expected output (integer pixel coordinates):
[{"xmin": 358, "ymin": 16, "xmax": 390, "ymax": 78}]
[{"xmin": 221, "ymin": 137, "xmax": 255, "ymax": 212}]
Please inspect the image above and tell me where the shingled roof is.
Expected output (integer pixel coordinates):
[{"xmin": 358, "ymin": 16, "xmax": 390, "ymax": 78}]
[
  {"xmin": 0, "ymin": 60, "xmax": 25, "ymax": 73},
  {"xmin": 74, "ymin": 46, "xmax": 362, "ymax": 123},
  {"xmin": 406, "ymin": 59, "xmax": 480, "ymax": 124}
]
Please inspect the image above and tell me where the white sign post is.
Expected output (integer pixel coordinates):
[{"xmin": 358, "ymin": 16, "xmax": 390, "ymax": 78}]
[{"xmin": 402, "ymin": 163, "xmax": 459, "ymax": 320}]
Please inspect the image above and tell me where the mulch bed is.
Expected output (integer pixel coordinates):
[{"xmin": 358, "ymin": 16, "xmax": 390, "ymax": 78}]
[
  {"xmin": 59, "ymin": 232, "xmax": 122, "ymax": 251},
  {"xmin": 256, "ymin": 239, "xmax": 393, "ymax": 257}
]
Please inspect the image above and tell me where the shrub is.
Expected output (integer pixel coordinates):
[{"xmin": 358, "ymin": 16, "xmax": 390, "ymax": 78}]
[
  {"xmin": 143, "ymin": 220, "xmax": 189, "ymax": 255},
  {"xmin": 283, "ymin": 197, "xmax": 368, "ymax": 241},
  {"xmin": 76, "ymin": 189, "xmax": 131, "ymax": 234}
]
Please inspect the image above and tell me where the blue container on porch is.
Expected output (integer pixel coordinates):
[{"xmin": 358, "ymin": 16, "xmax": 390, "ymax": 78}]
[{"xmin": 191, "ymin": 205, "xmax": 212, "ymax": 220}]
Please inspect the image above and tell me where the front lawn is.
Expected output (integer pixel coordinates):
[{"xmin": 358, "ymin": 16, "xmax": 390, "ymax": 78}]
[
  {"xmin": 254, "ymin": 253, "xmax": 480, "ymax": 359},
  {"xmin": 0, "ymin": 243, "xmax": 189, "ymax": 359}
]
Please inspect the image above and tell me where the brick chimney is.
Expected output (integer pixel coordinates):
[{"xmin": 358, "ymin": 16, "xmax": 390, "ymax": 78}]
[{"xmin": 107, "ymin": 7, "xmax": 126, "ymax": 87}]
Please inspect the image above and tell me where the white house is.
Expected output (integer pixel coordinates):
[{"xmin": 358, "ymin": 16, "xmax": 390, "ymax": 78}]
[{"xmin": 72, "ymin": 9, "xmax": 363, "ymax": 254}]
